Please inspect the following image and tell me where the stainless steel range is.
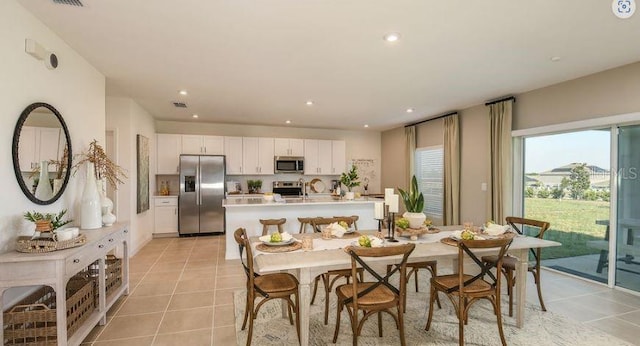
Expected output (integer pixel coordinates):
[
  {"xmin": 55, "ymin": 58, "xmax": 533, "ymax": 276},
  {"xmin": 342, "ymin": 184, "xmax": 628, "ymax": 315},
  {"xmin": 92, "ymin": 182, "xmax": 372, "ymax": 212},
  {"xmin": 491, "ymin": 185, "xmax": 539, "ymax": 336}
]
[{"xmin": 272, "ymin": 181, "xmax": 303, "ymax": 197}]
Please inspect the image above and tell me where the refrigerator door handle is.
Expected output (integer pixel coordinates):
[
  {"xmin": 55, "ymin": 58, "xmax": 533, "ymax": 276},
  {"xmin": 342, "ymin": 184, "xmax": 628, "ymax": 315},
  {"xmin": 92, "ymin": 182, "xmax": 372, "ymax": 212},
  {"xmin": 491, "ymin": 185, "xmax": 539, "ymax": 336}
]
[
  {"xmin": 195, "ymin": 164, "xmax": 200, "ymax": 206},
  {"xmin": 197, "ymin": 163, "xmax": 203, "ymax": 206}
]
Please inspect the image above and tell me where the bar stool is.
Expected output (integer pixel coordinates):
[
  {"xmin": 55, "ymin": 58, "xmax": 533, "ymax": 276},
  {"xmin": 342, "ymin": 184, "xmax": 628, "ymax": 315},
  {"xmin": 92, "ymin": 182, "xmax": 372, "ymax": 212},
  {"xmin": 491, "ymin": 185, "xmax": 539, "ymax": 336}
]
[
  {"xmin": 297, "ymin": 217, "xmax": 314, "ymax": 234},
  {"xmin": 259, "ymin": 218, "xmax": 286, "ymax": 236}
]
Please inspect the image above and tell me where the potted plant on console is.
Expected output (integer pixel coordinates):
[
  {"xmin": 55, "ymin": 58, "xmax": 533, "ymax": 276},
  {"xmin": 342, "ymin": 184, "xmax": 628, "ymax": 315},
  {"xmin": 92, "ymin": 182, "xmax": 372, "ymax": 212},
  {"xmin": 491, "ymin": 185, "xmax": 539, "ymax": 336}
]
[
  {"xmin": 340, "ymin": 164, "xmax": 360, "ymax": 200},
  {"xmin": 398, "ymin": 175, "xmax": 426, "ymax": 228}
]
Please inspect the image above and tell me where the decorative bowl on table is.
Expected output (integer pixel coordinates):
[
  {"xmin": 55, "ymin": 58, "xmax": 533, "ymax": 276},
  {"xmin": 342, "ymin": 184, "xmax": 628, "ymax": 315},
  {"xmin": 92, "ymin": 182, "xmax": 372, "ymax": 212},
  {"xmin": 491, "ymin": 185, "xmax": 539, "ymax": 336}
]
[{"xmin": 396, "ymin": 226, "xmax": 439, "ymax": 241}]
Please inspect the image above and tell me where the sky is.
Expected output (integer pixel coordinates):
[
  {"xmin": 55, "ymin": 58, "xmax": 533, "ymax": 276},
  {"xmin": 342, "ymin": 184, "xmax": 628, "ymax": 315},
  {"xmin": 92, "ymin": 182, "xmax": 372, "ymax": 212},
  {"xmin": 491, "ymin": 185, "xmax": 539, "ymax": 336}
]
[{"xmin": 524, "ymin": 130, "xmax": 610, "ymax": 173}]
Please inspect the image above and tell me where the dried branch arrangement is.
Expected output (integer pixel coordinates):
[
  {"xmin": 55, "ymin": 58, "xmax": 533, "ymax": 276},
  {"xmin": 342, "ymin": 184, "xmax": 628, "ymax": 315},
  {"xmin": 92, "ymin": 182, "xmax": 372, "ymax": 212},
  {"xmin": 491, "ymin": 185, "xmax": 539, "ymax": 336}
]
[{"xmin": 73, "ymin": 139, "xmax": 127, "ymax": 189}]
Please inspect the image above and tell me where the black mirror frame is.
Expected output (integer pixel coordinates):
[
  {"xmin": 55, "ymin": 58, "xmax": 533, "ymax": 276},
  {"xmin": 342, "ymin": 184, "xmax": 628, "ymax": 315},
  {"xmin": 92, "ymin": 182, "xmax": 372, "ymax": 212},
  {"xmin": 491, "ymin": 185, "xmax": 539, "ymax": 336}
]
[{"xmin": 12, "ymin": 102, "xmax": 72, "ymax": 205}]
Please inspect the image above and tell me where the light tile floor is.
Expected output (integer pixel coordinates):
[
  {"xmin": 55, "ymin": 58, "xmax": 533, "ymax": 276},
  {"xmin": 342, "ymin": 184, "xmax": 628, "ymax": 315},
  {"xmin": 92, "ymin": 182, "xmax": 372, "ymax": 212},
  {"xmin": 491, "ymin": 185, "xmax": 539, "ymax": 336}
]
[{"xmin": 81, "ymin": 235, "xmax": 640, "ymax": 345}]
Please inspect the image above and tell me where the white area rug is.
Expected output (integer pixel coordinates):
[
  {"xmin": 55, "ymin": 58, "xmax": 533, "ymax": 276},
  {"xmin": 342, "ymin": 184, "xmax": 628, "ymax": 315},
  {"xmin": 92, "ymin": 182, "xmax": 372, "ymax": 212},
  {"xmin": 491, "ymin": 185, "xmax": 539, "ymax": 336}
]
[{"xmin": 234, "ymin": 286, "xmax": 633, "ymax": 346}]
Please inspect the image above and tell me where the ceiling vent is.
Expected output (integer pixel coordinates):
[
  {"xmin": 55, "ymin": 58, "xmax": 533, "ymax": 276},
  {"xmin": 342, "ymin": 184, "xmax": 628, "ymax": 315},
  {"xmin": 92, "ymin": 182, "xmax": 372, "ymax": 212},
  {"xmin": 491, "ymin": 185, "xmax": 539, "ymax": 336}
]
[
  {"xmin": 172, "ymin": 102, "xmax": 188, "ymax": 108},
  {"xmin": 52, "ymin": 0, "xmax": 84, "ymax": 6}
]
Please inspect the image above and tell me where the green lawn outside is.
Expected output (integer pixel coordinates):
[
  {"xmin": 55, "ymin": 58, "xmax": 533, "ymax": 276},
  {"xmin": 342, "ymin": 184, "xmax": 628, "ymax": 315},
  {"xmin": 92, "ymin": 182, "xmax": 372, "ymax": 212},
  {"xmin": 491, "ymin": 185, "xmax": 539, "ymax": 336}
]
[{"xmin": 524, "ymin": 198, "xmax": 610, "ymax": 260}]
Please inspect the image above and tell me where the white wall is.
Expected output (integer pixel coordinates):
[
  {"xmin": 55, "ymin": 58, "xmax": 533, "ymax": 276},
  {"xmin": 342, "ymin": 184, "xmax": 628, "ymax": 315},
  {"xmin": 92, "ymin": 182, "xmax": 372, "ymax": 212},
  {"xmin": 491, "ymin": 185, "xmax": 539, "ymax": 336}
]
[
  {"xmin": 106, "ymin": 97, "xmax": 156, "ymax": 255},
  {"xmin": 156, "ymin": 121, "xmax": 382, "ymax": 193},
  {"xmin": 0, "ymin": 0, "xmax": 105, "ymax": 253}
]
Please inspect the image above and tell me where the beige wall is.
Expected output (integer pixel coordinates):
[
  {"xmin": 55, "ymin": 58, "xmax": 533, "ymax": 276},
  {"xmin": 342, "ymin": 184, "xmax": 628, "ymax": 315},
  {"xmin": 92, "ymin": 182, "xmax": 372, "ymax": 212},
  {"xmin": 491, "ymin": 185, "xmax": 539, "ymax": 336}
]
[
  {"xmin": 382, "ymin": 61, "xmax": 640, "ymax": 225},
  {"xmin": 0, "ymin": 0, "xmax": 105, "ymax": 254},
  {"xmin": 156, "ymin": 121, "xmax": 383, "ymax": 193},
  {"xmin": 106, "ymin": 97, "xmax": 156, "ymax": 254}
]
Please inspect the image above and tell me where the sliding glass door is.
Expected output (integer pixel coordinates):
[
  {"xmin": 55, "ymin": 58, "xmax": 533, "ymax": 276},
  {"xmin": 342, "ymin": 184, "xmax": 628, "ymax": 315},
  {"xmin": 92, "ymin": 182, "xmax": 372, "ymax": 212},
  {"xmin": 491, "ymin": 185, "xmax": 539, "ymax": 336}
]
[{"xmin": 616, "ymin": 125, "xmax": 640, "ymax": 291}]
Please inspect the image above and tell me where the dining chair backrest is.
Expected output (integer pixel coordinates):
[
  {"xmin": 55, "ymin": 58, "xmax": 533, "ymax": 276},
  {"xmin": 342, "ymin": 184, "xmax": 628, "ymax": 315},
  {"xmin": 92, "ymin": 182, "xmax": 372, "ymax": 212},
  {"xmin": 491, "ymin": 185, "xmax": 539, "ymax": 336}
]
[
  {"xmin": 311, "ymin": 217, "xmax": 355, "ymax": 233},
  {"xmin": 234, "ymin": 228, "xmax": 256, "ymax": 287},
  {"xmin": 456, "ymin": 238, "xmax": 513, "ymax": 294},
  {"xmin": 505, "ymin": 216, "xmax": 550, "ymax": 263},
  {"xmin": 344, "ymin": 243, "xmax": 415, "ymax": 309}
]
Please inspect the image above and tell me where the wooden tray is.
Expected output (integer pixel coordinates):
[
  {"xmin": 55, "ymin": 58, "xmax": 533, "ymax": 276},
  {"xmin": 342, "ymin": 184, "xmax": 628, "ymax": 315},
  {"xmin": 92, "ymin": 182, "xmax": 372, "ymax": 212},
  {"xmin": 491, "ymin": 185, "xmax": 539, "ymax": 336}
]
[
  {"xmin": 256, "ymin": 241, "xmax": 302, "ymax": 253},
  {"xmin": 16, "ymin": 234, "xmax": 87, "ymax": 253},
  {"xmin": 396, "ymin": 227, "xmax": 440, "ymax": 240},
  {"xmin": 439, "ymin": 232, "xmax": 516, "ymax": 246}
]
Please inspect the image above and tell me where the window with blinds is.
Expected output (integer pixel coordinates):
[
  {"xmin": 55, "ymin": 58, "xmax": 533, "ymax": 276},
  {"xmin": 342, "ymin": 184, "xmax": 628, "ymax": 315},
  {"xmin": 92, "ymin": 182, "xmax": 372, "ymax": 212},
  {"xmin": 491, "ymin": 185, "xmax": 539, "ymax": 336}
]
[{"xmin": 415, "ymin": 146, "xmax": 444, "ymax": 220}]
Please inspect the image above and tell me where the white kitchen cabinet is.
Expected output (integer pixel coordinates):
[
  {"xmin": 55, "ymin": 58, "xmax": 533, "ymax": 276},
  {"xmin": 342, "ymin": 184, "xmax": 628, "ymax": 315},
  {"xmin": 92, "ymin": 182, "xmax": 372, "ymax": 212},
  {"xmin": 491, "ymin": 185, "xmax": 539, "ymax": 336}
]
[
  {"xmin": 304, "ymin": 139, "xmax": 332, "ymax": 175},
  {"xmin": 154, "ymin": 197, "xmax": 178, "ymax": 234},
  {"xmin": 243, "ymin": 137, "xmax": 274, "ymax": 175},
  {"xmin": 331, "ymin": 140, "xmax": 346, "ymax": 174},
  {"xmin": 304, "ymin": 139, "xmax": 345, "ymax": 175},
  {"xmin": 181, "ymin": 135, "xmax": 224, "ymax": 155},
  {"xmin": 156, "ymin": 134, "xmax": 181, "ymax": 174},
  {"xmin": 224, "ymin": 136, "xmax": 244, "ymax": 174},
  {"xmin": 19, "ymin": 126, "xmax": 63, "ymax": 172},
  {"xmin": 274, "ymin": 138, "xmax": 304, "ymax": 157}
]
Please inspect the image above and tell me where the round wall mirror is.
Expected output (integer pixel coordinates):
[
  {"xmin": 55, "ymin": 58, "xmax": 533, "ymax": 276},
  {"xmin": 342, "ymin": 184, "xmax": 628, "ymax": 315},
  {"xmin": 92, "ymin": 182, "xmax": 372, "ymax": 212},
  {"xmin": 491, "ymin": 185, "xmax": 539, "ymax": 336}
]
[{"xmin": 12, "ymin": 103, "xmax": 72, "ymax": 205}]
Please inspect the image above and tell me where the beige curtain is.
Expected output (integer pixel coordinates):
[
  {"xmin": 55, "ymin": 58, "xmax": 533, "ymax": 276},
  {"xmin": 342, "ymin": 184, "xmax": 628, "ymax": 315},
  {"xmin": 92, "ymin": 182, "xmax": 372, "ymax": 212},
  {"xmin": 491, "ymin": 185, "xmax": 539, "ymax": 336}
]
[
  {"xmin": 405, "ymin": 126, "xmax": 416, "ymax": 187},
  {"xmin": 489, "ymin": 100, "xmax": 513, "ymax": 224},
  {"xmin": 443, "ymin": 114, "xmax": 460, "ymax": 225}
]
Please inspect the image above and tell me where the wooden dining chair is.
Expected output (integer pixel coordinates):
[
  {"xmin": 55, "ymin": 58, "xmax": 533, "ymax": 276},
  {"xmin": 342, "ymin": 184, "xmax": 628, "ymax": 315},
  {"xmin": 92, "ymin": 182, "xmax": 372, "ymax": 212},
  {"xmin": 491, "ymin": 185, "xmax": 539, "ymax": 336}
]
[
  {"xmin": 233, "ymin": 228, "xmax": 300, "ymax": 345},
  {"xmin": 333, "ymin": 243, "xmax": 415, "ymax": 346},
  {"xmin": 297, "ymin": 217, "xmax": 315, "ymax": 234},
  {"xmin": 310, "ymin": 216, "xmax": 363, "ymax": 325},
  {"xmin": 258, "ymin": 218, "xmax": 286, "ymax": 236},
  {"xmin": 425, "ymin": 237, "xmax": 513, "ymax": 346},
  {"xmin": 481, "ymin": 216, "xmax": 550, "ymax": 316}
]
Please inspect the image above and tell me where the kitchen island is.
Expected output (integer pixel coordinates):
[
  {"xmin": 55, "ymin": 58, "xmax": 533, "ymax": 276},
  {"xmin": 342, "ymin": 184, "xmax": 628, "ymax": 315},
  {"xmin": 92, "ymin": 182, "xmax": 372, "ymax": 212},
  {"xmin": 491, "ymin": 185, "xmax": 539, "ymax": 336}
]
[{"xmin": 223, "ymin": 196, "xmax": 380, "ymax": 259}]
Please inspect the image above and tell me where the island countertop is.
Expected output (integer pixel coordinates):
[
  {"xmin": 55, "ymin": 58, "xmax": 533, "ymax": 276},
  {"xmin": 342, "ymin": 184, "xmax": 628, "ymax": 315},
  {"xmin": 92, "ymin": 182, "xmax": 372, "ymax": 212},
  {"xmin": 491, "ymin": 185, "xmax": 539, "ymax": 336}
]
[
  {"xmin": 224, "ymin": 196, "xmax": 381, "ymax": 259},
  {"xmin": 223, "ymin": 196, "xmax": 382, "ymax": 207}
]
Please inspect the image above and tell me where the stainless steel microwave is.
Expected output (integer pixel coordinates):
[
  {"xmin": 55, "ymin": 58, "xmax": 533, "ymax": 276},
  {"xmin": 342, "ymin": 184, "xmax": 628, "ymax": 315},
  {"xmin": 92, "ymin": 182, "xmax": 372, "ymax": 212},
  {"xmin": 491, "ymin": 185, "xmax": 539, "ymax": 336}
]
[{"xmin": 274, "ymin": 156, "xmax": 304, "ymax": 173}]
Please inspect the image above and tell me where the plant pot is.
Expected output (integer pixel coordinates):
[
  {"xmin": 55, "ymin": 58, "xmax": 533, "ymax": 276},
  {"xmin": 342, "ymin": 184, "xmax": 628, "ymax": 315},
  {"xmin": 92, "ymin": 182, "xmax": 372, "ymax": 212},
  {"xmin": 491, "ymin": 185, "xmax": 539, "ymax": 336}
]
[
  {"xmin": 403, "ymin": 211, "xmax": 426, "ymax": 229},
  {"xmin": 345, "ymin": 191, "xmax": 355, "ymax": 200}
]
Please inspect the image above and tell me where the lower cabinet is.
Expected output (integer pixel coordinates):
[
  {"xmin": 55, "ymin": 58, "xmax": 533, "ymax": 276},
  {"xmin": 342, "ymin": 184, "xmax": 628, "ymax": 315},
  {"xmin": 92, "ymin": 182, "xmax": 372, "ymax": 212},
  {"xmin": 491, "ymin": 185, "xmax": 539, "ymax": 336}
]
[{"xmin": 154, "ymin": 197, "xmax": 178, "ymax": 234}]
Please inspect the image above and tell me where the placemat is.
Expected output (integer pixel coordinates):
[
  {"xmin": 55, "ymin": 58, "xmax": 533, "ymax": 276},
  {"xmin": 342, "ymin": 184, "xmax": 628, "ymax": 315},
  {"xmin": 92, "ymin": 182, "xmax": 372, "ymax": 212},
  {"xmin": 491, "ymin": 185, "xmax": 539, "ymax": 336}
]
[{"xmin": 256, "ymin": 241, "xmax": 302, "ymax": 253}]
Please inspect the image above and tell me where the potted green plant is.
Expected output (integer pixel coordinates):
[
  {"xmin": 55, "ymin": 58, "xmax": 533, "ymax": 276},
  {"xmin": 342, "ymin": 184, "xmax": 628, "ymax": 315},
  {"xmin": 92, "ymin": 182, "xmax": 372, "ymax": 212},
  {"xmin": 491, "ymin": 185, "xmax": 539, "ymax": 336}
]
[
  {"xmin": 24, "ymin": 209, "xmax": 73, "ymax": 233},
  {"xmin": 247, "ymin": 179, "xmax": 262, "ymax": 194},
  {"xmin": 340, "ymin": 165, "xmax": 360, "ymax": 200},
  {"xmin": 398, "ymin": 175, "xmax": 426, "ymax": 228}
]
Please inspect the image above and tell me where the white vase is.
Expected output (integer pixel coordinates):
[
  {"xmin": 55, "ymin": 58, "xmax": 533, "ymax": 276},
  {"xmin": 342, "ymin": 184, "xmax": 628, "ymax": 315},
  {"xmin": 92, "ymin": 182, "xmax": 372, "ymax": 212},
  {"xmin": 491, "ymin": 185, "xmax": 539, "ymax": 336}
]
[
  {"xmin": 345, "ymin": 191, "xmax": 355, "ymax": 200},
  {"xmin": 34, "ymin": 161, "xmax": 53, "ymax": 200},
  {"xmin": 403, "ymin": 211, "xmax": 427, "ymax": 229},
  {"xmin": 97, "ymin": 178, "xmax": 117, "ymax": 226},
  {"xmin": 81, "ymin": 162, "xmax": 102, "ymax": 229}
]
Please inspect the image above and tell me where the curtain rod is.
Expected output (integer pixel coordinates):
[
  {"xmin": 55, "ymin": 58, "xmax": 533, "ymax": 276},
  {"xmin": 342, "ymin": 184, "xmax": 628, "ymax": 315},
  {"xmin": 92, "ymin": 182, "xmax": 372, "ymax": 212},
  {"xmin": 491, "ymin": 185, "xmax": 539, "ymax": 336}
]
[
  {"xmin": 485, "ymin": 96, "xmax": 516, "ymax": 106},
  {"xmin": 404, "ymin": 111, "xmax": 458, "ymax": 128}
]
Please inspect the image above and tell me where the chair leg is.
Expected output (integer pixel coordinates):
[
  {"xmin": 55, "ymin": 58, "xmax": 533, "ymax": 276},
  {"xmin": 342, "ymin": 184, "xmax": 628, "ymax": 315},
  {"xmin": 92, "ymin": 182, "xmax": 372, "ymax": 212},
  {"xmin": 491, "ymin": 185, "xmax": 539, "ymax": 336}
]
[
  {"xmin": 430, "ymin": 265, "xmax": 442, "ymax": 309},
  {"xmin": 378, "ymin": 311, "xmax": 383, "ymax": 337},
  {"xmin": 533, "ymin": 269, "xmax": 547, "ymax": 312},
  {"xmin": 333, "ymin": 299, "xmax": 343, "ymax": 343},
  {"xmin": 287, "ymin": 300, "xmax": 294, "ymax": 325},
  {"xmin": 425, "ymin": 284, "xmax": 436, "ymax": 331},
  {"xmin": 294, "ymin": 292, "xmax": 301, "ymax": 343},
  {"xmin": 324, "ymin": 274, "xmax": 331, "ymax": 325},
  {"xmin": 241, "ymin": 293, "xmax": 251, "ymax": 331},
  {"xmin": 505, "ymin": 269, "xmax": 514, "ymax": 317},
  {"xmin": 246, "ymin": 300, "xmax": 255, "ymax": 346},
  {"xmin": 494, "ymin": 296, "xmax": 507, "ymax": 346},
  {"xmin": 398, "ymin": 306, "xmax": 406, "ymax": 346},
  {"xmin": 311, "ymin": 275, "xmax": 320, "ymax": 304}
]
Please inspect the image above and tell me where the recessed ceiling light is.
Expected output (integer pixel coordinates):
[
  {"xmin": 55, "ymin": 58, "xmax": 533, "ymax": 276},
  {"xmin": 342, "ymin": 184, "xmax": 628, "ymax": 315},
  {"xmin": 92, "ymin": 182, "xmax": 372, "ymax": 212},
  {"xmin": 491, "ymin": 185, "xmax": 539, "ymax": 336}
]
[
  {"xmin": 179, "ymin": 90, "xmax": 188, "ymax": 96},
  {"xmin": 550, "ymin": 56, "xmax": 561, "ymax": 62},
  {"xmin": 383, "ymin": 32, "xmax": 400, "ymax": 42},
  {"xmin": 306, "ymin": 100, "xmax": 314, "ymax": 106},
  {"xmin": 364, "ymin": 124, "xmax": 369, "ymax": 128},
  {"xmin": 406, "ymin": 108, "xmax": 414, "ymax": 113},
  {"xmin": 285, "ymin": 120, "xmax": 291, "ymax": 124},
  {"xmin": 192, "ymin": 114, "xmax": 198, "ymax": 118}
]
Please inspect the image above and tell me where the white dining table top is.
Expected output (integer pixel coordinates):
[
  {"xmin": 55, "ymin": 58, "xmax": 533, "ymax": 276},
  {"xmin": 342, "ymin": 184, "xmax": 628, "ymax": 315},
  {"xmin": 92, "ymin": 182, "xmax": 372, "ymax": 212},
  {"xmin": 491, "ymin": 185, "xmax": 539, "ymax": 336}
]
[{"xmin": 252, "ymin": 226, "xmax": 561, "ymax": 274}]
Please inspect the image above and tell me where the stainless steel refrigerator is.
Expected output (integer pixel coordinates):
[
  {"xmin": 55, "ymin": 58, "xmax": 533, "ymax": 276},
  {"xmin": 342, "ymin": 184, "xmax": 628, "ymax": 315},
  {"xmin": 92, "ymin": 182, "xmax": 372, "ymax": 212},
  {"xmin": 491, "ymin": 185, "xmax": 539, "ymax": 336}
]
[{"xmin": 179, "ymin": 155, "xmax": 226, "ymax": 235}]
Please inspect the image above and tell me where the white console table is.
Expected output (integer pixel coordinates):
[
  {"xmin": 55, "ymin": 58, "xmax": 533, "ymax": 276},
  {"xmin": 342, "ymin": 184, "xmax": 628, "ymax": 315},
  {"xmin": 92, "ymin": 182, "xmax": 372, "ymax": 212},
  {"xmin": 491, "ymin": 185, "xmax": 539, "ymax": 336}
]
[{"xmin": 0, "ymin": 222, "xmax": 130, "ymax": 346}]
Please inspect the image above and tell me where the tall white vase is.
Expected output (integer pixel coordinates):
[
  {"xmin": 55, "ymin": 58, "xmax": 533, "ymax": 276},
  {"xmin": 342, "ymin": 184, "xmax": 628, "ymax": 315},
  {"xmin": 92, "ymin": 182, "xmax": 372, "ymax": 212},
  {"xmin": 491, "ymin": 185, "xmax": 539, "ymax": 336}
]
[
  {"xmin": 34, "ymin": 161, "xmax": 53, "ymax": 200},
  {"xmin": 81, "ymin": 162, "xmax": 102, "ymax": 229}
]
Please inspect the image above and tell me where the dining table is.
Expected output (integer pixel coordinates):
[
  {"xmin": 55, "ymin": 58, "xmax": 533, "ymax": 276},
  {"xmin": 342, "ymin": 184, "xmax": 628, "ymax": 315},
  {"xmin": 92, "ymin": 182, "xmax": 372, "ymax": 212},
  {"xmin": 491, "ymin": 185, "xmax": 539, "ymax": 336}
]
[{"xmin": 251, "ymin": 225, "xmax": 561, "ymax": 346}]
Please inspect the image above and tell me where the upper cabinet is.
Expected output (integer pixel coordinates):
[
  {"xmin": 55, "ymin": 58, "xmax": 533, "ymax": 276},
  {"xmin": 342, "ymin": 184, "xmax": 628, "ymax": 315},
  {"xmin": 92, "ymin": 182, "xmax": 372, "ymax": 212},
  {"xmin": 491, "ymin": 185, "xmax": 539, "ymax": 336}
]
[
  {"xmin": 157, "ymin": 134, "xmax": 181, "ymax": 174},
  {"xmin": 304, "ymin": 139, "xmax": 334, "ymax": 175},
  {"xmin": 181, "ymin": 135, "xmax": 224, "ymax": 155},
  {"xmin": 331, "ymin": 140, "xmax": 346, "ymax": 175},
  {"xmin": 224, "ymin": 136, "xmax": 244, "ymax": 174},
  {"xmin": 242, "ymin": 137, "xmax": 275, "ymax": 175},
  {"xmin": 274, "ymin": 138, "xmax": 304, "ymax": 157}
]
